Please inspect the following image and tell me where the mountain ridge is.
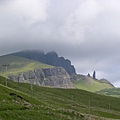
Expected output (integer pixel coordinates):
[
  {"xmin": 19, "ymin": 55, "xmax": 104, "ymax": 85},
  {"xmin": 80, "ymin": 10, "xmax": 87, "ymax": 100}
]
[
  {"xmin": 0, "ymin": 50, "xmax": 114, "ymax": 92},
  {"xmin": 0, "ymin": 55, "xmax": 73, "ymax": 88},
  {"xmin": 10, "ymin": 50, "xmax": 76, "ymax": 75}
]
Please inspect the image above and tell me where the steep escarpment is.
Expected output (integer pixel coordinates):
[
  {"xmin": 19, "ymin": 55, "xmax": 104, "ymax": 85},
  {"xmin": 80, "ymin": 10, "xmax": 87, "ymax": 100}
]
[
  {"xmin": 11, "ymin": 50, "xmax": 76, "ymax": 75},
  {"xmin": 8, "ymin": 67, "xmax": 74, "ymax": 88}
]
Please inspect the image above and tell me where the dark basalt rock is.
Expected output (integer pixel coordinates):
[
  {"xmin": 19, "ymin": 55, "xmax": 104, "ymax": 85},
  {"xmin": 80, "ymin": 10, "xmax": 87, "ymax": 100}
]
[{"xmin": 11, "ymin": 50, "xmax": 76, "ymax": 75}]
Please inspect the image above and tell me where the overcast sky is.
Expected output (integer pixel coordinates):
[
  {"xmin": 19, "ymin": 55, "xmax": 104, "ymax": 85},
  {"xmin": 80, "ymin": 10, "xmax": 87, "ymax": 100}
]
[{"xmin": 1, "ymin": 0, "xmax": 120, "ymax": 87}]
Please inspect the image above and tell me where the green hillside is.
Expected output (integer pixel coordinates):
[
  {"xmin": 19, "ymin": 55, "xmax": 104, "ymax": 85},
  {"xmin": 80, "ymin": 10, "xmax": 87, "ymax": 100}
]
[
  {"xmin": 0, "ymin": 55, "xmax": 53, "ymax": 76},
  {"xmin": 96, "ymin": 88, "xmax": 120, "ymax": 98},
  {"xmin": 0, "ymin": 76, "xmax": 120, "ymax": 120},
  {"xmin": 72, "ymin": 75, "xmax": 114, "ymax": 92}
]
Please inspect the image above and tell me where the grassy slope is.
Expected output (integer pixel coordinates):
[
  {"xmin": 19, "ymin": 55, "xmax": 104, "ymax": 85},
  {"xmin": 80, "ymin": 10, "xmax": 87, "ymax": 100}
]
[
  {"xmin": 0, "ymin": 55, "xmax": 53, "ymax": 76},
  {"xmin": 0, "ymin": 76, "xmax": 120, "ymax": 120},
  {"xmin": 96, "ymin": 88, "xmax": 120, "ymax": 98},
  {"xmin": 0, "ymin": 84, "xmax": 60, "ymax": 120},
  {"xmin": 72, "ymin": 75, "xmax": 114, "ymax": 92}
]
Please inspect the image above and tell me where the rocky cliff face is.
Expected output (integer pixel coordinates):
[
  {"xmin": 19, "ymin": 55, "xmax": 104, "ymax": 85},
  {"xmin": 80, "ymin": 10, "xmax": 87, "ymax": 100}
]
[
  {"xmin": 11, "ymin": 50, "xmax": 76, "ymax": 75},
  {"xmin": 8, "ymin": 67, "xmax": 74, "ymax": 88}
]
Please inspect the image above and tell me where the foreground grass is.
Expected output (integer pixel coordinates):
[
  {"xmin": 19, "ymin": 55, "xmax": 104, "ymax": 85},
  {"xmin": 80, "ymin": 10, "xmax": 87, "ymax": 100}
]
[{"xmin": 0, "ymin": 76, "xmax": 120, "ymax": 120}]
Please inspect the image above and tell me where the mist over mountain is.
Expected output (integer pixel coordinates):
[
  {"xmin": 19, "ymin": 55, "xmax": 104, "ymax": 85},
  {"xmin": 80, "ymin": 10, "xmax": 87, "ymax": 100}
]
[{"xmin": 10, "ymin": 50, "xmax": 76, "ymax": 75}]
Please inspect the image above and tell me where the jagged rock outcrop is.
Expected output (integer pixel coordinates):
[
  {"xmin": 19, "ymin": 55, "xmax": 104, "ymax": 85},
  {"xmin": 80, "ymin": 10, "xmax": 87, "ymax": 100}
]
[
  {"xmin": 11, "ymin": 50, "xmax": 76, "ymax": 75},
  {"xmin": 8, "ymin": 67, "xmax": 74, "ymax": 88},
  {"xmin": 87, "ymin": 73, "xmax": 90, "ymax": 77},
  {"xmin": 93, "ymin": 71, "xmax": 96, "ymax": 79}
]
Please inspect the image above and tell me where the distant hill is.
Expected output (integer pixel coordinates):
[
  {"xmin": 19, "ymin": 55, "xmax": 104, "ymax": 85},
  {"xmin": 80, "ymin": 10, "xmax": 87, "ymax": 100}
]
[
  {"xmin": 0, "ymin": 76, "xmax": 120, "ymax": 120},
  {"xmin": 71, "ymin": 75, "xmax": 114, "ymax": 92},
  {"xmin": 96, "ymin": 88, "xmax": 120, "ymax": 98},
  {"xmin": 10, "ymin": 50, "xmax": 76, "ymax": 75},
  {"xmin": 99, "ymin": 78, "xmax": 114, "ymax": 86}
]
